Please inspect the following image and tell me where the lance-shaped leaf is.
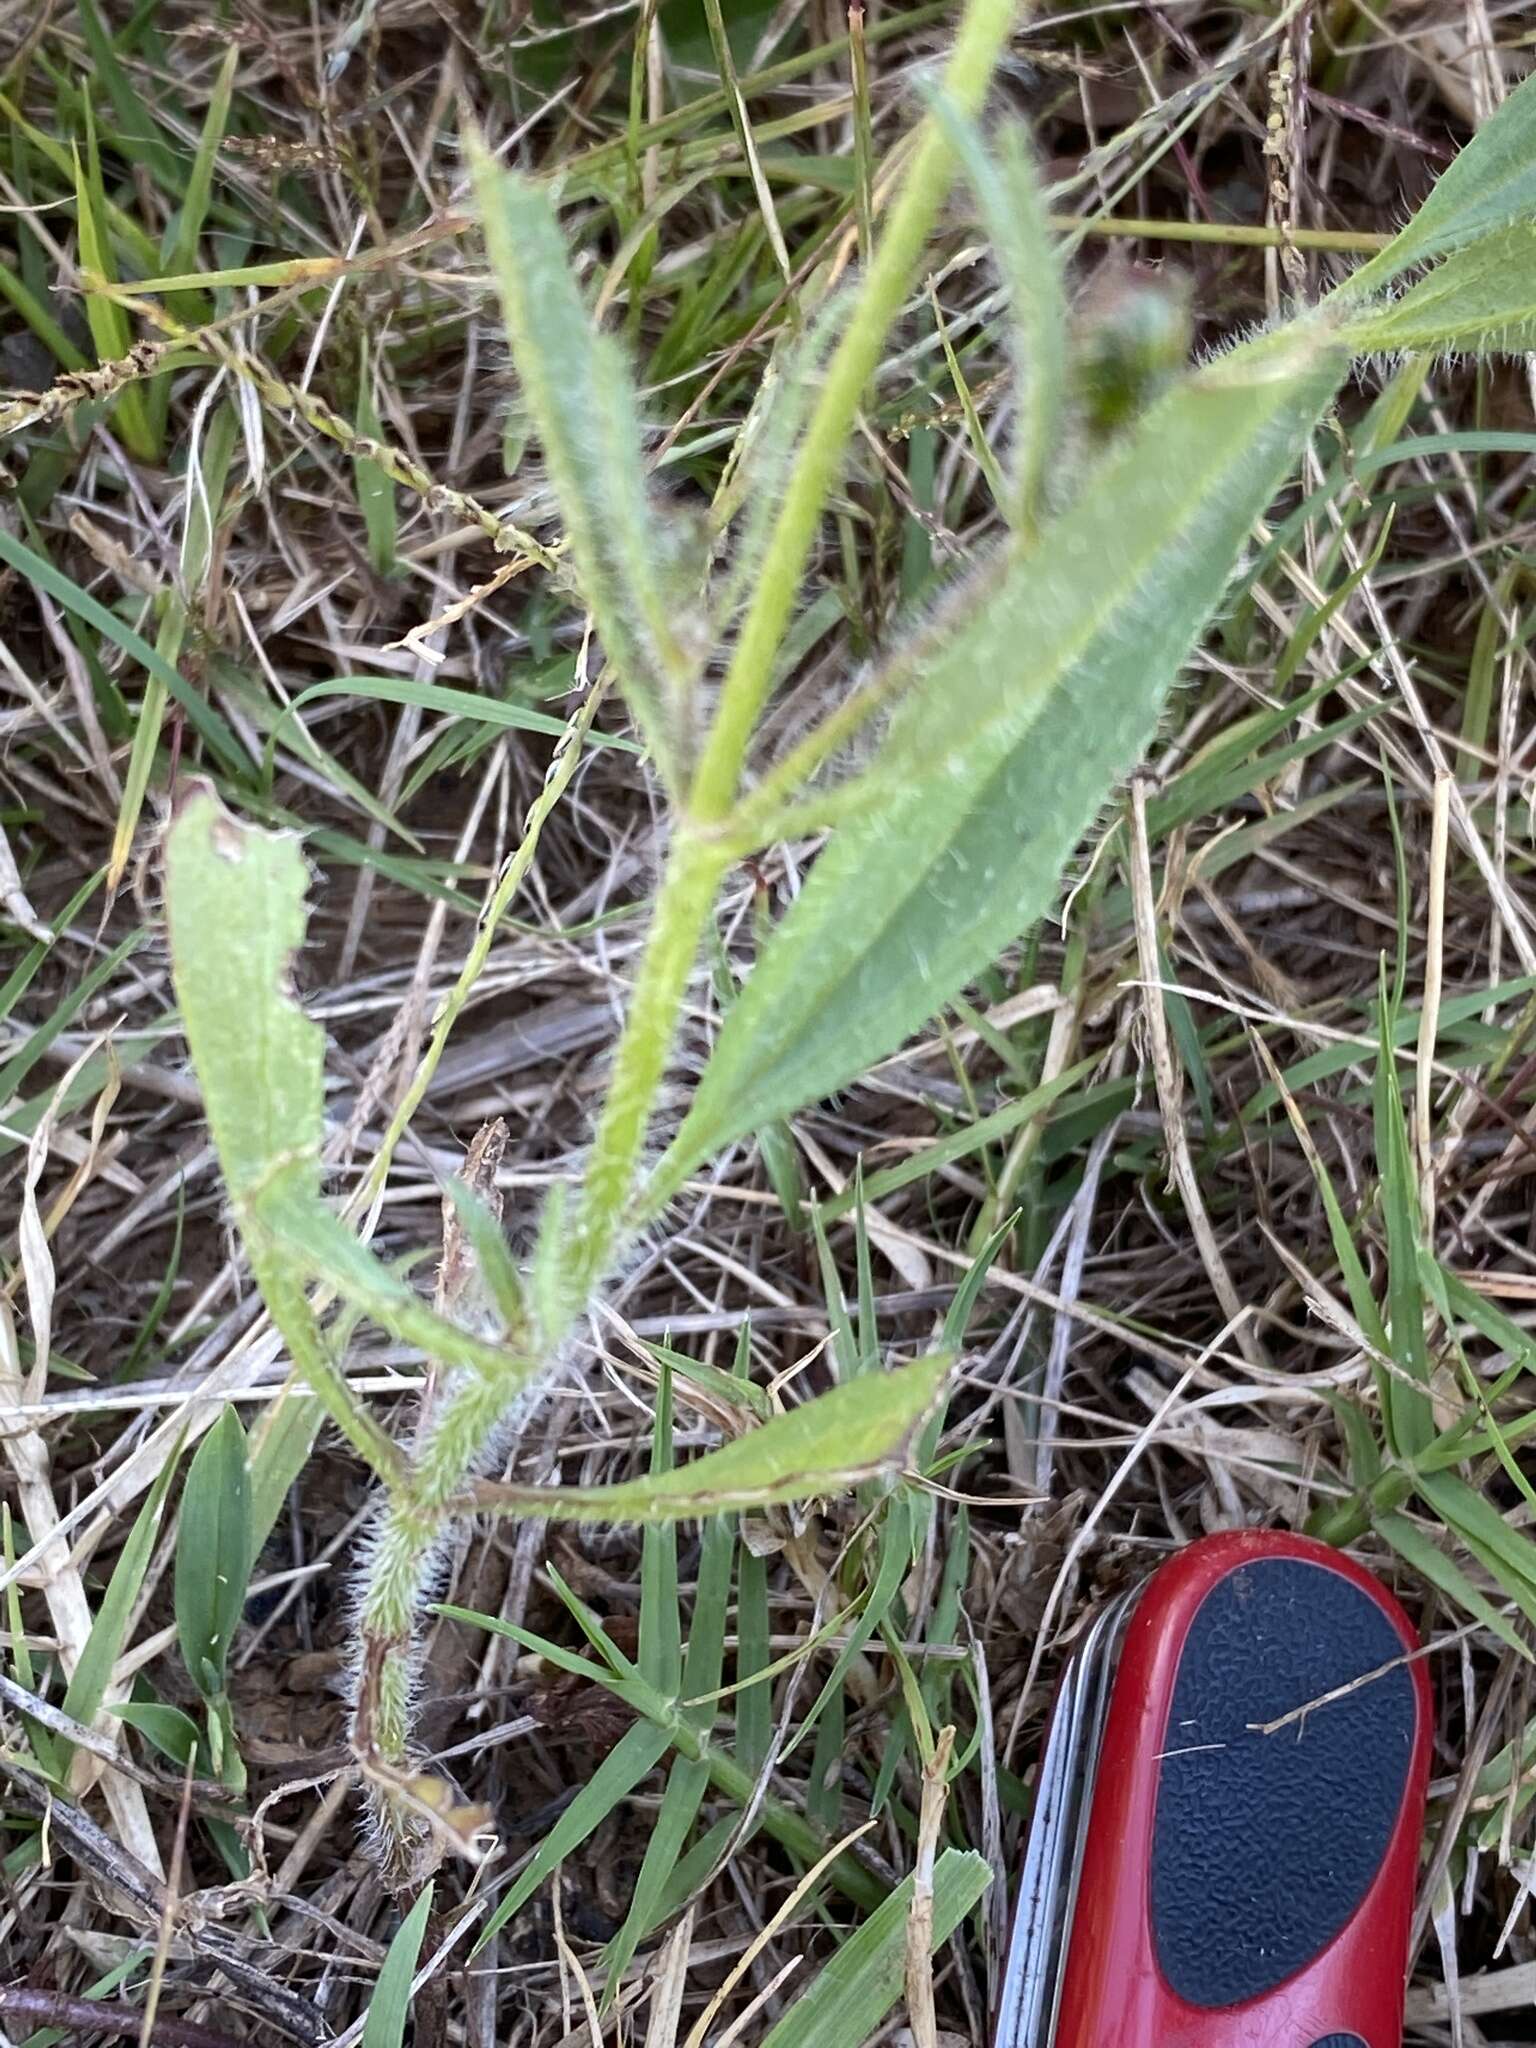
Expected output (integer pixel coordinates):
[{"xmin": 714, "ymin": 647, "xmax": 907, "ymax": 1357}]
[
  {"xmin": 174, "ymin": 1405, "xmax": 252, "ymax": 1701},
  {"xmin": 467, "ymin": 137, "xmax": 704, "ymax": 788},
  {"xmin": 1343, "ymin": 66, "xmax": 1536, "ymax": 298},
  {"xmin": 653, "ymin": 328, "xmax": 1345, "ymax": 1193},
  {"xmin": 933, "ymin": 102, "xmax": 1065, "ymax": 532},
  {"xmin": 458, "ymin": 1352, "xmax": 949, "ymax": 1522}
]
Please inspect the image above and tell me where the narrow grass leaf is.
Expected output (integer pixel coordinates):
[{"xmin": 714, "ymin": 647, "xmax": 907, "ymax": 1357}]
[
  {"xmin": 1415, "ymin": 1470, "xmax": 1536, "ymax": 1606},
  {"xmin": 265, "ymin": 676, "xmax": 629, "ymax": 768},
  {"xmin": 362, "ymin": 1882, "xmax": 434, "ymax": 2048},
  {"xmin": 73, "ymin": 0, "xmax": 186, "ymax": 197},
  {"xmin": 757, "ymin": 1849, "xmax": 990, "ymax": 2047},
  {"xmin": 786, "ymin": 1496, "xmax": 913, "ymax": 1761},
  {"xmin": 62, "ymin": 1438, "xmax": 184, "ymax": 1735},
  {"xmin": 643, "ymin": 1338, "xmax": 774, "ymax": 1422},
  {"xmin": 1376, "ymin": 1511, "xmax": 1528, "ymax": 1659},
  {"xmin": 658, "ymin": 332, "xmax": 1344, "ymax": 1185},
  {"xmin": 1372, "ymin": 986, "xmax": 1435, "ymax": 1457},
  {"xmin": 602, "ymin": 1754, "xmax": 710, "ymax": 1998},
  {"xmin": 163, "ymin": 43, "xmax": 239, "ymax": 287},
  {"xmin": 604, "ymin": 1508, "xmax": 736, "ymax": 1986},
  {"xmin": 640, "ymin": 1367, "xmax": 682, "ymax": 1694},
  {"xmin": 462, "ymin": 1353, "xmax": 948, "ymax": 1521},
  {"xmin": 814, "ymin": 1058, "xmax": 1094, "ymax": 1219},
  {"xmin": 0, "ymin": 527, "xmax": 246, "ymax": 773},
  {"xmin": 476, "ymin": 1720, "xmax": 671, "ymax": 1947},
  {"xmin": 174, "ymin": 1406, "xmax": 252, "ymax": 1700},
  {"xmin": 72, "ymin": 123, "xmax": 157, "ymax": 463},
  {"xmin": 736, "ymin": 1543, "xmax": 772, "ymax": 1774},
  {"xmin": 354, "ymin": 339, "xmax": 398, "ymax": 576},
  {"xmin": 248, "ymin": 1389, "xmax": 325, "ymax": 1558}
]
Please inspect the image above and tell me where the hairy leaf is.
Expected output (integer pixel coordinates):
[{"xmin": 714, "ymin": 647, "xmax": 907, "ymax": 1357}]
[
  {"xmin": 1344, "ymin": 67, "xmax": 1536, "ymax": 297},
  {"xmin": 460, "ymin": 1352, "xmax": 949, "ymax": 1521},
  {"xmin": 467, "ymin": 138, "xmax": 704, "ymax": 787},
  {"xmin": 1342, "ymin": 219, "xmax": 1536, "ymax": 354},
  {"xmin": 655, "ymin": 329, "xmax": 1345, "ymax": 1190}
]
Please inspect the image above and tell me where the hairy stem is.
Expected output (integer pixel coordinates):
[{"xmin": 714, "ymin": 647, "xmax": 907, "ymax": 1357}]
[
  {"xmin": 570, "ymin": 830, "xmax": 730, "ymax": 1298},
  {"xmin": 689, "ymin": 0, "xmax": 1017, "ymax": 822},
  {"xmin": 351, "ymin": 0, "xmax": 1019, "ymax": 1864}
]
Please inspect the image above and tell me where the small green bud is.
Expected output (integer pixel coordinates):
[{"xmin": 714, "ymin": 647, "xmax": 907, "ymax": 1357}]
[{"xmin": 1075, "ymin": 263, "xmax": 1194, "ymax": 435}]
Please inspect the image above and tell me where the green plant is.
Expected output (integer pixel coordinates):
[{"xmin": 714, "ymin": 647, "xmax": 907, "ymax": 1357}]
[{"xmin": 159, "ymin": 4, "xmax": 1536, "ymax": 1900}]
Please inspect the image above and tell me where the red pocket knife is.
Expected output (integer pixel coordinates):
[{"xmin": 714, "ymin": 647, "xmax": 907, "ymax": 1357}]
[{"xmin": 994, "ymin": 1531, "xmax": 1431, "ymax": 2048}]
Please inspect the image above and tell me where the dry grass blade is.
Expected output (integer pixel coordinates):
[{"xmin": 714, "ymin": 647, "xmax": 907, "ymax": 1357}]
[
  {"xmin": 904, "ymin": 1724, "xmax": 957, "ymax": 2048},
  {"xmin": 1128, "ymin": 777, "xmax": 1266, "ymax": 1371}
]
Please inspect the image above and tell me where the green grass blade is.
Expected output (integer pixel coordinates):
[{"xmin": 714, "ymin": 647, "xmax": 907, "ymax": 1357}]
[
  {"xmin": 72, "ymin": 122, "xmax": 157, "ymax": 463},
  {"xmin": 362, "ymin": 1882, "xmax": 434, "ymax": 2048},
  {"xmin": 61, "ymin": 1439, "xmax": 184, "ymax": 1738},
  {"xmin": 248, "ymin": 1389, "xmax": 324, "ymax": 1560},
  {"xmin": 174, "ymin": 1406, "xmax": 252, "ymax": 1701},
  {"xmin": 162, "ymin": 42, "xmax": 239, "ymax": 286},
  {"xmin": 758, "ymin": 1849, "xmax": 991, "ymax": 2047},
  {"xmin": 639, "ymin": 1366, "xmax": 682, "ymax": 1694},
  {"xmin": 475, "ymin": 1719, "xmax": 672, "ymax": 1947},
  {"xmin": 785, "ymin": 1496, "xmax": 913, "ymax": 1762},
  {"xmin": 1372, "ymin": 984, "xmax": 1435, "ymax": 1458},
  {"xmin": 354, "ymin": 338, "xmax": 398, "ymax": 576},
  {"xmin": 736, "ymin": 1542, "xmax": 772, "ymax": 1775},
  {"xmin": 601, "ymin": 1753, "xmax": 710, "ymax": 1996},
  {"xmin": 73, "ymin": 0, "xmax": 186, "ymax": 198},
  {"xmin": 0, "ymin": 526, "xmax": 247, "ymax": 774},
  {"xmin": 1376, "ymin": 1510, "xmax": 1528, "ymax": 1659},
  {"xmin": 264, "ymin": 676, "xmax": 633, "ymax": 774}
]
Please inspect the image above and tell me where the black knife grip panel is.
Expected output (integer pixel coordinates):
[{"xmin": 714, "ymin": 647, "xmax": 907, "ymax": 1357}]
[
  {"xmin": 1307, "ymin": 2037, "xmax": 1369, "ymax": 2047},
  {"xmin": 1149, "ymin": 1559, "xmax": 1418, "ymax": 2010}
]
